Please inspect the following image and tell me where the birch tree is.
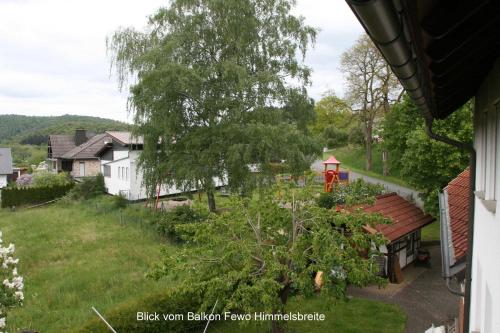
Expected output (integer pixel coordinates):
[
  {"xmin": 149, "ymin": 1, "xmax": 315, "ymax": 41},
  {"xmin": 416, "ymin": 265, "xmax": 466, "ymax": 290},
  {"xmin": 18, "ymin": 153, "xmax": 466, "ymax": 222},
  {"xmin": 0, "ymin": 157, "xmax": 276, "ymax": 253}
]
[{"xmin": 107, "ymin": 0, "xmax": 318, "ymax": 212}]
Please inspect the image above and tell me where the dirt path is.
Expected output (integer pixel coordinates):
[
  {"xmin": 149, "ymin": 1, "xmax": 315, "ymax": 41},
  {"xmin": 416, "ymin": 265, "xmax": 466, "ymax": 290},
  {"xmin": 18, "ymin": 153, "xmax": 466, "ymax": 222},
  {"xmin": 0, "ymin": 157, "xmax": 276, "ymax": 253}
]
[{"xmin": 310, "ymin": 159, "xmax": 424, "ymax": 209}]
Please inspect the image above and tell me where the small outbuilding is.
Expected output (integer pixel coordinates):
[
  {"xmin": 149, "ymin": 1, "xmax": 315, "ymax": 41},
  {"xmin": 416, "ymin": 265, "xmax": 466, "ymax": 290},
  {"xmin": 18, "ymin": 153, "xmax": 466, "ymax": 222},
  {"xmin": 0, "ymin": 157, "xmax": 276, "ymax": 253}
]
[{"xmin": 362, "ymin": 193, "xmax": 435, "ymax": 283}]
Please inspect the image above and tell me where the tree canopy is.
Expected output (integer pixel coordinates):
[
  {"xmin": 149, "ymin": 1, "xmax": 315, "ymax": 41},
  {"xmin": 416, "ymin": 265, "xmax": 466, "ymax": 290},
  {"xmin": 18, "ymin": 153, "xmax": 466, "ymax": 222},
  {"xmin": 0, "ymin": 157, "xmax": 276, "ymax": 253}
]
[
  {"xmin": 150, "ymin": 183, "xmax": 387, "ymax": 333},
  {"xmin": 382, "ymin": 96, "xmax": 473, "ymax": 215},
  {"xmin": 108, "ymin": 0, "xmax": 319, "ymax": 211}
]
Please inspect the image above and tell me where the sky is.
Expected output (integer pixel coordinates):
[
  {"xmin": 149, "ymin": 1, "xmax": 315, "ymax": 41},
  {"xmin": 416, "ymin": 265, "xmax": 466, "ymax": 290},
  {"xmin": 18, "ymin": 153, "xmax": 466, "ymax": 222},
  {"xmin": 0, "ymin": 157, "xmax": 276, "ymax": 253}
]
[{"xmin": 0, "ymin": 0, "xmax": 363, "ymax": 123}]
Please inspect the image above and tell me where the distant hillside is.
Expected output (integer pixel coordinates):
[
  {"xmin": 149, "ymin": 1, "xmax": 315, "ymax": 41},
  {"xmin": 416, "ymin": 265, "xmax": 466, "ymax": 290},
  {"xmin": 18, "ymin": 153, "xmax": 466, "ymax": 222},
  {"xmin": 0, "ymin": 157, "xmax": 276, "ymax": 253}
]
[{"xmin": 0, "ymin": 114, "xmax": 130, "ymax": 145}]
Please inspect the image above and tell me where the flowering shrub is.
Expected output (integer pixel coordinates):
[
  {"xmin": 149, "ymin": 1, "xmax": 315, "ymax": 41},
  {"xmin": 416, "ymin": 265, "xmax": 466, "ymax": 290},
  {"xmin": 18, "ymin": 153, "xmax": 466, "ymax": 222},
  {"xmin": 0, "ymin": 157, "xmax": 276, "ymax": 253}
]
[
  {"xmin": 0, "ymin": 231, "xmax": 23, "ymax": 333},
  {"xmin": 15, "ymin": 174, "xmax": 32, "ymax": 187}
]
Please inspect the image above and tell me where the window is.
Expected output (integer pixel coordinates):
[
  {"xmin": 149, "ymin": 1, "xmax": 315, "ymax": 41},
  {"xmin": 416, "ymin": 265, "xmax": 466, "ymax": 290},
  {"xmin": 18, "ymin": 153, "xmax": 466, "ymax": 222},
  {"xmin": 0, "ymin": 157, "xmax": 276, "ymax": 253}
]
[
  {"xmin": 103, "ymin": 165, "xmax": 111, "ymax": 177},
  {"xmin": 125, "ymin": 167, "xmax": 129, "ymax": 181},
  {"xmin": 117, "ymin": 166, "xmax": 121, "ymax": 179}
]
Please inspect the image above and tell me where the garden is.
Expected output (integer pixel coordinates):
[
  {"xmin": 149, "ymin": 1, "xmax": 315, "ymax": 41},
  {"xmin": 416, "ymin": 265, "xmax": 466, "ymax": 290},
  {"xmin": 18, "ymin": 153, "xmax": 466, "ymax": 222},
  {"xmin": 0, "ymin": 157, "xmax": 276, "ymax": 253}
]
[{"xmin": 0, "ymin": 177, "xmax": 406, "ymax": 333}]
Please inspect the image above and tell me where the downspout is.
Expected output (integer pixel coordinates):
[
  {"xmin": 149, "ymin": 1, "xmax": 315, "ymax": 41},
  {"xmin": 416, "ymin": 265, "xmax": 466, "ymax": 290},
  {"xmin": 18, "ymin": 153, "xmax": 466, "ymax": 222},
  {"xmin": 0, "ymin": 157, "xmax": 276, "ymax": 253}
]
[{"xmin": 425, "ymin": 119, "xmax": 476, "ymax": 332}]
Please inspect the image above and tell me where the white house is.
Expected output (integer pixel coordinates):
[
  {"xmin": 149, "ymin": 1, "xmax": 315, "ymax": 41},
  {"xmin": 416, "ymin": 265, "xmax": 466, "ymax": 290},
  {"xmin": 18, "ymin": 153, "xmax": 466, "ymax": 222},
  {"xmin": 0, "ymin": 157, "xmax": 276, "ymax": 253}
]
[
  {"xmin": 345, "ymin": 1, "xmax": 500, "ymax": 332},
  {"xmin": 0, "ymin": 148, "xmax": 13, "ymax": 189},
  {"xmin": 96, "ymin": 131, "xmax": 224, "ymax": 200}
]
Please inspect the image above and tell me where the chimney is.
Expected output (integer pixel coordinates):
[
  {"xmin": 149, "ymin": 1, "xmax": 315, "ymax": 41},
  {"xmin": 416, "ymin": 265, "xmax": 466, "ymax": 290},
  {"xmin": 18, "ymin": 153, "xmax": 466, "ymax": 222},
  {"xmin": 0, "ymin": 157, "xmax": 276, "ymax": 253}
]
[{"xmin": 74, "ymin": 129, "xmax": 87, "ymax": 146}]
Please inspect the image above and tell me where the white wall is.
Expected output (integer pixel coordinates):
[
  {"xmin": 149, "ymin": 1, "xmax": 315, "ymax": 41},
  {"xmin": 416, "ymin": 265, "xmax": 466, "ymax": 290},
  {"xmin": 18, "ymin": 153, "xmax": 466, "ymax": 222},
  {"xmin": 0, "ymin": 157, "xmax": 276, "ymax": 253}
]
[
  {"xmin": 0, "ymin": 175, "xmax": 7, "ymax": 188},
  {"xmin": 470, "ymin": 58, "xmax": 500, "ymax": 333},
  {"xmin": 102, "ymin": 157, "xmax": 132, "ymax": 198}
]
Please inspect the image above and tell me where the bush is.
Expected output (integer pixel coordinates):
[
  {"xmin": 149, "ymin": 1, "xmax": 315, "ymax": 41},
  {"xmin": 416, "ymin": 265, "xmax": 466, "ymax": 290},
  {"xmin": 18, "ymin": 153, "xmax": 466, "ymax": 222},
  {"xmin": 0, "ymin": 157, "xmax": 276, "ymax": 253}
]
[
  {"xmin": 155, "ymin": 205, "xmax": 208, "ymax": 241},
  {"xmin": 112, "ymin": 194, "xmax": 129, "ymax": 209},
  {"xmin": 348, "ymin": 125, "xmax": 365, "ymax": 146},
  {"xmin": 323, "ymin": 126, "xmax": 348, "ymax": 148},
  {"xmin": 317, "ymin": 179, "xmax": 385, "ymax": 209},
  {"xmin": 15, "ymin": 174, "xmax": 32, "ymax": 187},
  {"xmin": 68, "ymin": 174, "xmax": 106, "ymax": 200},
  {"xmin": 32, "ymin": 171, "xmax": 72, "ymax": 187},
  {"xmin": 72, "ymin": 287, "xmax": 206, "ymax": 333},
  {"xmin": 1, "ymin": 183, "xmax": 74, "ymax": 208}
]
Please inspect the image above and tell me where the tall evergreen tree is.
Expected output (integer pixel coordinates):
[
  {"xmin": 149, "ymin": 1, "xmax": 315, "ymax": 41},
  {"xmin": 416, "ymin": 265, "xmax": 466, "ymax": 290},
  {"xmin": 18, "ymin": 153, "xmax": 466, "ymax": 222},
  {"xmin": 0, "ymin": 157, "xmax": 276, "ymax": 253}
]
[{"xmin": 108, "ymin": 0, "xmax": 319, "ymax": 211}]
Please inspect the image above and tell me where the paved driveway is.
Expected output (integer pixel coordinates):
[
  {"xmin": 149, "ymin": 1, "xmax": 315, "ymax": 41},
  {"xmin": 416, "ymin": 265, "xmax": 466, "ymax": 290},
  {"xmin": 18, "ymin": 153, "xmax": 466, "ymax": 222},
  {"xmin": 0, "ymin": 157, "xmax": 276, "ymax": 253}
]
[{"xmin": 348, "ymin": 245, "xmax": 460, "ymax": 333}]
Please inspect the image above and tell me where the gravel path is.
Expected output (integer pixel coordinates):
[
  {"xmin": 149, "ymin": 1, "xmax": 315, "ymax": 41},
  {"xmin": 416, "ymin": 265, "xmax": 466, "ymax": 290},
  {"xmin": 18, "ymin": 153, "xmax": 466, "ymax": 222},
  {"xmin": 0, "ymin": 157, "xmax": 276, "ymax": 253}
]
[{"xmin": 311, "ymin": 159, "xmax": 424, "ymax": 209}]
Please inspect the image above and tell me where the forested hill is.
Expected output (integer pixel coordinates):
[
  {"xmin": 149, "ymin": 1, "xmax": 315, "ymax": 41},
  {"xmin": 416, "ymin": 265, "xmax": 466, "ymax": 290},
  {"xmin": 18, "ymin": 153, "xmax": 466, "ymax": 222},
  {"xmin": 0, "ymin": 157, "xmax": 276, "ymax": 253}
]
[{"xmin": 0, "ymin": 114, "xmax": 130, "ymax": 144}]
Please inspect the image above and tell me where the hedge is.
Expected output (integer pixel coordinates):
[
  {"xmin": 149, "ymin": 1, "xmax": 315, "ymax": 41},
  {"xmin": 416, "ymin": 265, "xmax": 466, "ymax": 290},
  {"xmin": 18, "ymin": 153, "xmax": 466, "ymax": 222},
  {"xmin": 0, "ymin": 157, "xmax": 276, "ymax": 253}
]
[
  {"xmin": 0, "ymin": 183, "xmax": 74, "ymax": 208},
  {"xmin": 72, "ymin": 287, "xmax": 207, "ymax": 333}
]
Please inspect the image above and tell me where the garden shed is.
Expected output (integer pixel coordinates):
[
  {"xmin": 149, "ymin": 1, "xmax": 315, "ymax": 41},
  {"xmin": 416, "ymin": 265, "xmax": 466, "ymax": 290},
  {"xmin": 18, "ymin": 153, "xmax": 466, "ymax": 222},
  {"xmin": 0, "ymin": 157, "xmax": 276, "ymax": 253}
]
[{"xmin": 362, "ymin": 193, "xmax": 435, "ymax": 282}]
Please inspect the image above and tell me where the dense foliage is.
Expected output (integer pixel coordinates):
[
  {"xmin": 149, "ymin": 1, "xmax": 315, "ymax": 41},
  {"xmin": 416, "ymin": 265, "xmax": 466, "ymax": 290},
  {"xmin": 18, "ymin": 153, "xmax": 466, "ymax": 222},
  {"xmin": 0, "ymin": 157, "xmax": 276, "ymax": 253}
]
[
  {"xmin": 31, "ymin": 171, "xmax": 72, "ymax": 188},
  {"xmin": 67, "ymin": 174, "xmax": 106, "ymax": 200},
  {"xmin": 154, "ymin": 205, "xmax": 208, "ymax": 242},
  {"xmin": 0, "ymin": 183, "xmax": 74, "ymax": 208},
  {"xmin": 317, "ymin": 179, "xmax": 385, "ymax": 209},
  {"xmin": 149, "ymin": 183, "xmax": 387, "ymax": 333},
  {"xmin": 382, "ymin": 96, "xmax": 473, "ymax": 215},
  {"xmin": 108, "ymin": 0, "xmax": 319, "ymax": 211}
]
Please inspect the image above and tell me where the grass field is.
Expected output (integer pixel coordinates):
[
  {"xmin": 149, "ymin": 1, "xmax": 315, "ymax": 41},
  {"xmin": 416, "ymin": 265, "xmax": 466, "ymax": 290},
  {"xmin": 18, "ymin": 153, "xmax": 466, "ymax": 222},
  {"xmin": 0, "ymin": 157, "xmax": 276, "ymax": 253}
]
[
  {"xmin": 0, "ymin": 195, "xmax": 406, "ymax": 332},
  {"xmin": 0, "ymin": 198, "xmax": 176, "ymax": 333},
  {"xmin": 323, "ymin": 146, "xmax": 413, "ymax": 189}
]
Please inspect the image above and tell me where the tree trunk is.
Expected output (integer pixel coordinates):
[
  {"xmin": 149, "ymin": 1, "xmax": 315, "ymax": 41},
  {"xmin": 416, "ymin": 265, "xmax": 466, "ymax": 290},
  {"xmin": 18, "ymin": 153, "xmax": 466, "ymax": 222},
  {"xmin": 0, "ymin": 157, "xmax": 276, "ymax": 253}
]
[
  {"xmin": 207, "ymin": 189, "xmax": 216, "ymax": 213},
  {"xmin": 270, "ymin": 284, "xmax": 291, "ymax": 333},
  {"xmin": 365, "ymin": 125, "xmax": 373, "ymax": 171},
  {"xmin": 382, "ymin": 150, "xmax": 389, "ymax": 176}
]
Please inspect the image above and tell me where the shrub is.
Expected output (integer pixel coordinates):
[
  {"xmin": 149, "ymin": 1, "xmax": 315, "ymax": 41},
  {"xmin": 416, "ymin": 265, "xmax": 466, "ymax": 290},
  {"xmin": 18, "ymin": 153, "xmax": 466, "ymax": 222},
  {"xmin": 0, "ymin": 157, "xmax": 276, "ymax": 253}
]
[
  {"xmin": 112, "ymin": 194, "xmax": 129, "ymax": 209},
  {"xmin": 1, "ymin": 183, "xmax": 74, "ymax": 208},
  {"xmin": 15, "ymin": 174, "xmax": 32, "ymax": 187},
  {"xmin": 317, "ymin": 179, "xmax": 385, "ymax": 209},
  {"xmin": 323, "ymin": 126, "xmax": 348, "ymax": 148},
  {"xmin": 155, "ymin": 205, "xmax": 208, "ymax": 241},
  {"xmin": 68, "ymin": 174, "xmax": 106, "ymax": 200},
  {"xmin": 71, "ymin": 287, "xmax": 206, "ymax": 333},
  {"xmin": 32, "ymin": 171, "xmax": 72, "ymax": 187}
]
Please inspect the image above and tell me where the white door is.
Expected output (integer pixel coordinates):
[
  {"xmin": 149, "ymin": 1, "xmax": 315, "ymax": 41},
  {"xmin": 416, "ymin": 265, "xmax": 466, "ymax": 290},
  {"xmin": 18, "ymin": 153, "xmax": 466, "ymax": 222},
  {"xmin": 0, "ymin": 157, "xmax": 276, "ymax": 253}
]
[{"xmin": 79, "ymin": 162, "xmax": 85, "ymax": 177}]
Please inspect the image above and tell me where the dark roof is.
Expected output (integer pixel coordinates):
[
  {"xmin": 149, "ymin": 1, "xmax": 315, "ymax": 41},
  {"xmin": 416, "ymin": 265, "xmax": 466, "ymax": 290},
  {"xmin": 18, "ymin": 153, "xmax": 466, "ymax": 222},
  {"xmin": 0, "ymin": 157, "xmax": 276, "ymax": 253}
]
[
  {"xmin": 48, "ymin": 135, "xmax": 77, "ymax": 158},
  {"xmin": 346, "ymin": 0, "xmax": 500, "ymax": 120},
  {"xmin": 362, "ymin": 193, "xmax": 435, "ymax": 242},
  {"xmin": 444, "ymin": 168, "xmax": 470, "ymax": 261},
  {"xmin": 0, "ymin": 148, "xmax": 13, "ymax": 175},
  {"xmin": 61, "ymin": 133, "xmax": 110, "ymax": 160}
]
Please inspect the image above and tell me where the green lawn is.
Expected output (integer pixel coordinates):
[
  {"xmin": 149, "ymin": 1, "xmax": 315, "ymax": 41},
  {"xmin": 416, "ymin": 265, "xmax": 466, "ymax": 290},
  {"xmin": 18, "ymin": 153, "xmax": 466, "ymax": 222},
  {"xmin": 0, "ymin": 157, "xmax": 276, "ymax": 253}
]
[
  {"xmin": 323, "ymin": 146, "xmax": 413, "ymax": 189},
  {"xmin": 211, "ymin": 295, "xmax": 406, "ymax": 333},
  {"xmin": 421, "ymin": 221, "xmax": 440, "ymax": 242},
  {"xmin": 0, "ymin": 199, "xmax": 177, "ymax": 333}
]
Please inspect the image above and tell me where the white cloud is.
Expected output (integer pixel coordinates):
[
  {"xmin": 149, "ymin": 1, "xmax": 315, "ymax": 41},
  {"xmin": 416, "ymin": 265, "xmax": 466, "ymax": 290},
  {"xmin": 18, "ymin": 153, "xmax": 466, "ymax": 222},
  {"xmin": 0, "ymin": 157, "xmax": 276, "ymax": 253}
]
[{"xmin": 0, "ymin": 0, "xmax": 362, "ymax": 122}]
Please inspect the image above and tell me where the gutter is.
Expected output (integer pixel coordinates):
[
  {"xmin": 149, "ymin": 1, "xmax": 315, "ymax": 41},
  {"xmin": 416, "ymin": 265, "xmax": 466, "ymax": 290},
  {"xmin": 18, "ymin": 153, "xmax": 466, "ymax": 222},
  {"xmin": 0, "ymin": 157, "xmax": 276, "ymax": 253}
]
[{"xmin": 345, "ymin": 1, "xmax": 477, "ymax": 331}]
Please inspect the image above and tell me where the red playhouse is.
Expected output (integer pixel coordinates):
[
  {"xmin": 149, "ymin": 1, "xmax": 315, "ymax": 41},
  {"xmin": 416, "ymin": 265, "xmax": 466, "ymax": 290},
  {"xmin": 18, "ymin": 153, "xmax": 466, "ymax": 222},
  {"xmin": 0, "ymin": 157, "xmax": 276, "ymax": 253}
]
[{"xmin": 323, "ymin": 155, "xmax": 348, "ymax": 192}]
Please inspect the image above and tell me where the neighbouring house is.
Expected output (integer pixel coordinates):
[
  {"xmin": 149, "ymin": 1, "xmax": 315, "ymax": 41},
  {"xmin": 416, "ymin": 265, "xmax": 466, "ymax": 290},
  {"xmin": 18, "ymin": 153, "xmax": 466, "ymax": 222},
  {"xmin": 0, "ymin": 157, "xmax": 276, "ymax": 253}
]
[
  {"xmin": 0, "ymin": 148, "xmax": 13, "ymax": 189},
  {"xmin": 95, "ymin": 131, "xmax": 183, "ymax": 200},
  {"xmin": 346, "ymin": 1, "xmax": 500, "ymax": 332},
  {"xmin": 362, "ymin": 193, "xmax": 435, "ymax": 283},
  {"xmin": 96, "ymin": 131, "xmax": 225, "ymax": 201},
  {"xmin": 47, "ymin": 129, "xmax": 108, "ymax": 178}
]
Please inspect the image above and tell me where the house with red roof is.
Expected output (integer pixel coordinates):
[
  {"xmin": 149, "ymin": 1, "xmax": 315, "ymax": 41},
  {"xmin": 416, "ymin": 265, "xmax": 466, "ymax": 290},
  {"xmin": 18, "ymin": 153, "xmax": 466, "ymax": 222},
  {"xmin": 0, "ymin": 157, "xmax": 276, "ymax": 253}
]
[
  {"xmin": 439, "ymin": 168, "xmax": 470, "ymax": 278},
  {"xmin": 362, "ymin": 193, "xmax": 435, "ymax": 282}
]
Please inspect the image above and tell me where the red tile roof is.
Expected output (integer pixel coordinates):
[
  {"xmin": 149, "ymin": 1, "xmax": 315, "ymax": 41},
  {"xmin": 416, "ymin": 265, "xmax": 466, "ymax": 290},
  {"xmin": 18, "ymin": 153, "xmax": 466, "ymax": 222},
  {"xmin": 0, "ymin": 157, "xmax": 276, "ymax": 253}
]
[
  {"xmin": 362, "ymin": 193, "xmax": 435, "ymax": 242},
  {"xmin": 444, "ymin": 168, "xmax": 470, "ymax": 261}
]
